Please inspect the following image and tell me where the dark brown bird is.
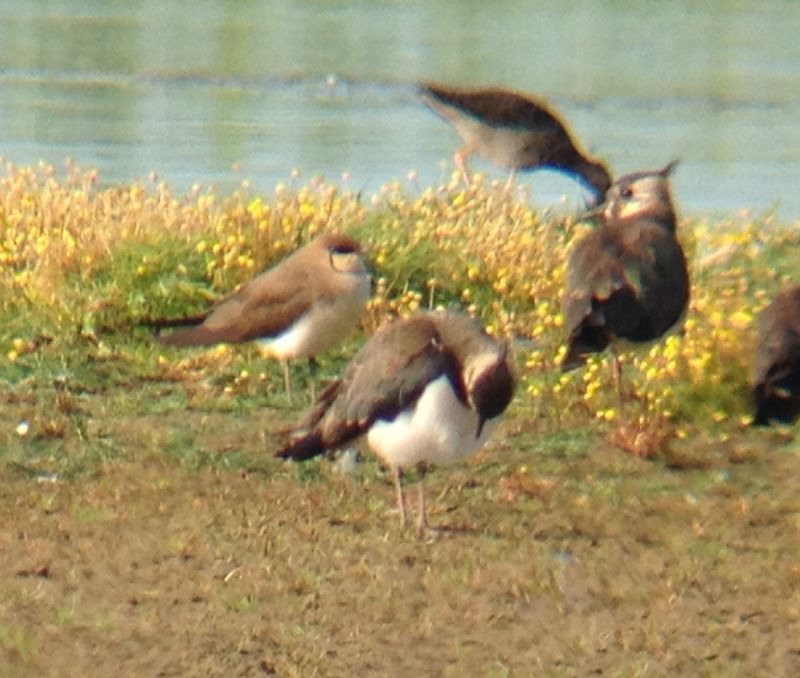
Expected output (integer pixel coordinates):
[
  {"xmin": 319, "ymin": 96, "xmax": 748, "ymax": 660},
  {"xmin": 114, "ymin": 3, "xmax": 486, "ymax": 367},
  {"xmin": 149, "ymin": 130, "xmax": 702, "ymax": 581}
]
[
  {"xmin": 419, "ymin": 81, "xmax": 612, "ymax": 200},
  {"xmin": 142, "ymin": 232, "xmax": 371, "ymax": 395},
  {"xmin": 562, "ymin": 161, "xmax": 689, "ymax": 373},
  {"xmin": 276, "ymin": 310, "xmax": 516, "ymax": 536},
  {"xmin": 752, "ymin": 285, "xmax": 800, "ymax": 426}
]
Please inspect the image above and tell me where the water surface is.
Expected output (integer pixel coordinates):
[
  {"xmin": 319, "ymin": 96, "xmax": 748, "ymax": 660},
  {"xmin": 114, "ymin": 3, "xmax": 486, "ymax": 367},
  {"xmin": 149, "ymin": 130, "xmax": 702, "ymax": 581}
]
[{"xmin": 0, "ymin": 1, "xmax": 798, "ymax": 218}]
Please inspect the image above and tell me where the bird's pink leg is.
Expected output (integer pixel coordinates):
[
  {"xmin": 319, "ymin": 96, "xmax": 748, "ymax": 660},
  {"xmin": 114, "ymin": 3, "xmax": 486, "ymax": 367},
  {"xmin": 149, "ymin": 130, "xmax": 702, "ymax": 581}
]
[
  {"xmin": 504, "ymin": 168, "xmax": 517, "ymax": 194},
  {"xmin": 611, "ymin": 348, "xmax": 625, "ymax": 415},
  {"xmin": 282, "ymin": 361, "xmax": 293, "ymax": 403},
  {"xmin": 415, "ymin": 480, "xmax": 428, "ymax": 538},
  {"xmin": 454, "ymin": 148, "xmax": 472, "ymax": 187},
  {"xmin": 393, "ymin": 467, "xmax": 407, "ymax": 529}
]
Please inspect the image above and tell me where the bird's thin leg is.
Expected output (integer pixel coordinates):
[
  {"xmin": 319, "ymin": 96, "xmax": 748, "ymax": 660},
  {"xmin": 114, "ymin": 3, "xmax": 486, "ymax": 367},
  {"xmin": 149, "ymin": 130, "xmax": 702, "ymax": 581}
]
[
  {"xmin": 454, "ymin": 148, "xmax": 472, "ymax": 187},
  {"xmin": 416, "ymin": 480, "xmax": 428, "ymax": 538},
  {"xmin": 504, "ymin": 168, "xmax": 517, "ymax": 194},
  {"xmin": 610, "ymin": 348, "xmax": 625, "ymax": 416},
  {"xmin": 282, "ymin": 361, "xmax": 293, "ymax": 404},
  {"xmin": 307, "ymin": 357, "xmax": 319, "ymax": 401},
  {"xmin": 393, "ymin": 467, "xmax": 407, "ymax": 529}
]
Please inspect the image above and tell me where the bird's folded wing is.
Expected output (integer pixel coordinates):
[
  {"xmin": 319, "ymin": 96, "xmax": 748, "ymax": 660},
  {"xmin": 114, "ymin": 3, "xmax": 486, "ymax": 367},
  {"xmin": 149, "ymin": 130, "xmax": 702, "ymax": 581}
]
[
  {"xmin": 323, "ymin": 318, "xmax": 461, "ymax": 441},
  {"xmin": 421, "ymin": 84, "xmax": 560, "ymax": 131},
  {"xmin": 165, "ymin": 270, "xmax": 313, "ymax": 345}
]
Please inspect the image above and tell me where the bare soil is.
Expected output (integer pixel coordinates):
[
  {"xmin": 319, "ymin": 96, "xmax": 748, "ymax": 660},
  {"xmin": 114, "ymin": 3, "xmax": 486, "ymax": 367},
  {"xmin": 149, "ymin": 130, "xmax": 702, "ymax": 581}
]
[{"xmin": 2, "ymin": 400, "xmax": 800, "ymax": 677}]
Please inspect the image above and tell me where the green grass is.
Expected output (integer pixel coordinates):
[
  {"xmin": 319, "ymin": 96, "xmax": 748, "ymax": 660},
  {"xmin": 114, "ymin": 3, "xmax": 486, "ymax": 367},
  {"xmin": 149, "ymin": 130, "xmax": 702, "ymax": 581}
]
[{"xmin": 2, "ymin": 166, "xmax": 800, "ymax": 675}]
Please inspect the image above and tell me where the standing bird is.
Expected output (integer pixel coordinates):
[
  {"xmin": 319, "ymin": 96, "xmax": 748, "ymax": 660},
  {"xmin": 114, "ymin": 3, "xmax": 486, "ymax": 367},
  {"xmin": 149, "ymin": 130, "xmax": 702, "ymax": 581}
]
[
  {"xmin": 419, "ymin": 81, "xmax": 612, "ymax": 201},
  {"xmin": 142, "ymin": 232, "xmax": 371, "ymax": 397},
  {"xmin": 276, "ymin": 310, "xmax": 516, "ymax": 536},
  {"xmin": 752, "ymin": 285, "xmax": 800, "ymax": 426},
  {"xmin": 561, "ymin": 161, "xmax": 689, "ymax": 392}
]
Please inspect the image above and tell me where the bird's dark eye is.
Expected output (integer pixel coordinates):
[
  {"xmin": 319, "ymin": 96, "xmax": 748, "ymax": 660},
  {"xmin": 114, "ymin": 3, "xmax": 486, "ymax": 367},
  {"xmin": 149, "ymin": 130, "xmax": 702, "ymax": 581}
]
[
  {"xmin": 330, "ymin": 243, "xmax": 356, "ymax": 255},
  {"xmin": 621, "ymin": 187, "xmax": 634, "ymax": 199}
]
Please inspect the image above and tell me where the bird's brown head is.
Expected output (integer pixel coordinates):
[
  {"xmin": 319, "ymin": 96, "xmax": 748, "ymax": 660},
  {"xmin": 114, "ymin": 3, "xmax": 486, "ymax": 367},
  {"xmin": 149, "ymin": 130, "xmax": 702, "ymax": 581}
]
[
  {"xmin": 465, "ymin": 344, "xmax": 515, "ymax": 435},
  {"xmin": 318, "ymin": 232, "xmax": 369, "ymax": 275},
  {"xmin": 582, "ymin": 160, "xmax": 678, "ymax": 231}
]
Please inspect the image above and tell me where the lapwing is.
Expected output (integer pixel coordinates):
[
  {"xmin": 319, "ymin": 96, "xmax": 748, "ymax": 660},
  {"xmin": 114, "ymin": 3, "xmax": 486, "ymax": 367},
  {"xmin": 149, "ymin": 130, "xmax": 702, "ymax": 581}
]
[
  {"xmin": 276, "ymin": 310, "xmax": 516, "ymax": 536},
  {"xmin": 753, "ymin": 285, "xmax": 800, "ymax": 426},
  {"xmin": 419, "ymin": 81, "xmax": 611, "ymax": 201},
  {"xmin": 561, "ymin": 161, "xmax": 689, "ymax": 399}
]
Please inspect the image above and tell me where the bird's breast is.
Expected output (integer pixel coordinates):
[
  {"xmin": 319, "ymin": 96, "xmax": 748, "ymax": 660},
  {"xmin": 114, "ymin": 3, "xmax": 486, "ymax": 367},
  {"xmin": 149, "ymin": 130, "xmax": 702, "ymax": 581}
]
[
  {"xmin": 256, "ymin": 273, "xmax": 370, "ymax": 361},
  {"xmin": 454, "ymin": 115, "xmax": 548, "ymax": 170},
  {"xmin": 366, "ymin": 375, "xmax": 497, "ymax": 469}
]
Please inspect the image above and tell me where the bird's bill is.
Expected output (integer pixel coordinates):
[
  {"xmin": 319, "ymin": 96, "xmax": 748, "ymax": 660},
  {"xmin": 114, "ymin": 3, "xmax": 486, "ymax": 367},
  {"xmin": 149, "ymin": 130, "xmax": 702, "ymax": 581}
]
[{"xmin": 578, "ymin": 199, "xmax": 606, "ymax": 223}]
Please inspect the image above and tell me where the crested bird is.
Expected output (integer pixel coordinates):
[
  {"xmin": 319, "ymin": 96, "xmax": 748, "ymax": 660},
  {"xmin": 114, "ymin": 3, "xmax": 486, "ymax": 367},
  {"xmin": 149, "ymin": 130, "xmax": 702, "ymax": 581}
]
[
  {"xmin": 276, "ymin": 310, "xmax": 516, "ymax": 536},
  {"xmin": 142, "ymin": 232, "xmax": 371, "ymax": 397},
  {"xmin": 752, "ymin": 285, "xmax": 800, "ymax": 426},
  {"xmin": 561, "ymin": 161, "xmax": 689, "ymax": 401},
  {"xmin": 419, "ymin": 81, "xmax": 611, "ymax": 201}
]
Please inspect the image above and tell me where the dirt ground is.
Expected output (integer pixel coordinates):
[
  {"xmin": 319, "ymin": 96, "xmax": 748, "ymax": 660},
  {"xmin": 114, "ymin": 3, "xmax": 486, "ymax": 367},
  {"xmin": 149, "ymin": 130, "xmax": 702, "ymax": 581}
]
[{"xmin": 2, "ymin": 402, "xmax": 800, "ymax": 678}]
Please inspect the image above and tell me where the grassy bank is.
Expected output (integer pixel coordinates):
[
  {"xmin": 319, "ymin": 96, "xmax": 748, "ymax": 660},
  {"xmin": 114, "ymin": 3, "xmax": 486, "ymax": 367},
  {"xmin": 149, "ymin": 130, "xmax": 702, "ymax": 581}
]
[{"xmin": 2, "ymin": 160, "xmax": 800, "ymax": 675}]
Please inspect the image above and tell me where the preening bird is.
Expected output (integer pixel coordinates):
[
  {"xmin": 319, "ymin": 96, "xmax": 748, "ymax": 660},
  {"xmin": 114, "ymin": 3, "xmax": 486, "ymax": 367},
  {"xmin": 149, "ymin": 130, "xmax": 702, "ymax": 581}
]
[
  {"xmin": 142, "ymin": 232, "xmax": 371, "ymax": 396},
  {"xmin": 562, "ymin": 161, "xmax": 689, "ymax": 385},
  {"xmin": 276, "ymin": 310, "xmax": 516, "ymax": 536},
  {"xmin": 752, "ymin": 285, "xmax": 800, "ymax": 426},
  {"xmin": 419, "ymin": 81, "xmax": 611, "ymax": 201}
]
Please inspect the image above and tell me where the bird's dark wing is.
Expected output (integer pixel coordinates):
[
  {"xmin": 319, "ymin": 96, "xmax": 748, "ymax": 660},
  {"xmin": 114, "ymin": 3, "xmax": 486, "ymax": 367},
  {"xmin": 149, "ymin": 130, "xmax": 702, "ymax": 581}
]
[
  {"xmin": 630, "ymin": 228, "xmax": 690, "ymax": 339},
  {"xmin": 325, "ymin": 316, "xmax": 462, "ymax": 439},
  {"xmin": 754, "ymin": 290, "xmax": 800, "ymax": 385},
  {"xmin": 158, "ymin": 269, "xmax": 313, "ymax": 347},
  {"xmin": 563, "ymin": 229, "xmax": 638, "ymax": 339},
  {"xmin": 277, "ymin": 316, "xmax": 461, "ymax": 459},
  {"xmin": 420, "ymin": 83, "xmax": 563, "ymax": 132},
  {"xmin": 564, "ymin": 221, "xmax": 689, "ymax": 349},
  {"xmin": 752, "ymin": 290, "xmax": 800, "ymax": 424}
]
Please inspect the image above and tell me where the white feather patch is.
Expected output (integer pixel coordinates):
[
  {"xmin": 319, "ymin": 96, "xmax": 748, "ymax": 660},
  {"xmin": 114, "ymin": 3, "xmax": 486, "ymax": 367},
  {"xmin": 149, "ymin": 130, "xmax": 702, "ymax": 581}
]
[
  {"xmin": 254, "ymin": 274, "xmax": 370, "ymax": 361},
  {"xmin": 366, "ymin": 375, "xmax": 497, "ymax": 469}
]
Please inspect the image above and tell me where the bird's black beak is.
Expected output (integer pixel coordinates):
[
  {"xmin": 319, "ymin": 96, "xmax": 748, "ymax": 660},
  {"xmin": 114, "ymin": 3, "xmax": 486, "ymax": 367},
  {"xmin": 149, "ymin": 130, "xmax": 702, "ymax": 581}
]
[
  {"xmin": 476, "ymin": 416, "xmax": 486, "ymax": 438},
  {"xmin": 579, "ymin": 199, "xmax": 606, "ymax": 224}
]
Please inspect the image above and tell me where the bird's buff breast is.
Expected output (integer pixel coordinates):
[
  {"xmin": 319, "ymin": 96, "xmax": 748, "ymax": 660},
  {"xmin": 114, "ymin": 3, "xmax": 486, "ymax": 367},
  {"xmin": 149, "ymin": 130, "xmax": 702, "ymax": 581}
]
[{"xmin": 256, "ymin": 274, "xmax": 370, "ymax": 360}]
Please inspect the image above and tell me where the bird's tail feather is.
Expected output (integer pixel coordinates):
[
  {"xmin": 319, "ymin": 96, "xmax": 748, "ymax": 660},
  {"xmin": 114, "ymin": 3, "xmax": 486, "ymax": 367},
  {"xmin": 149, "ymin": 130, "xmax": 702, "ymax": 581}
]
[
  {"xmin": 154, "ymin": 324, "xmax": 233, "ymax": 347},
  {"xmin": 139, "ymin": 313, "xmax": 208, "ymax": 330},
  {"xmin": 276, "ymin": 433, "xmax": 326, "ymax": 461}
]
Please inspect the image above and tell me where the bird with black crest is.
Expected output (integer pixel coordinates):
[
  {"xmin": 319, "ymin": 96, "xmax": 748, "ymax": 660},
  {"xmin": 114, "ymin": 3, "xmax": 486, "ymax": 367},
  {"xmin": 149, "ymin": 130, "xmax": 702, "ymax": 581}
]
[
  {"xmin": 276, "ymin": 309, "xmax": 516, "ymax": 537},
  {"xmin": 419, "ymin": 81, "xmax": 611, "ymax": 202},
  {"xmin": 561, "ymin": 161, "xmax": 689, "ymax": 406},
  {"xmin": 752, "ymin": 285, "xmax": 800, "ymax": 426}
]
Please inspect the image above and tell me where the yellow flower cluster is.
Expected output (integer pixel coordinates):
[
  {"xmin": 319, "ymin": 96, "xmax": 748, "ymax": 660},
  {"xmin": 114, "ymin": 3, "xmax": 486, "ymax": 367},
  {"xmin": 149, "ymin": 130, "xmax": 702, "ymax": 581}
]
[{"xmin": 3, "ymin": 161, "xmax": 800, "ymax": 448}]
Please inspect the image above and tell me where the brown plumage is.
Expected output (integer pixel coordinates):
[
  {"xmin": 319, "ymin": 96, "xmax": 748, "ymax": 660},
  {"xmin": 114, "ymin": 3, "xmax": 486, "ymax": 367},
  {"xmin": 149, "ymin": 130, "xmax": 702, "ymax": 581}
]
[
  {"xmin": 277, "ymin": 310, "xmax": 516, "ymax": 535},
  {"xmin": 419, "ymin": 81, "xmax": 611, "ymax": 200},
  {"xmin": 752, "ymin": 285, "xmax": 800, "ymax": 426},
  {"xmin": 562, "ymin": 161, "xmax": 689, "ymax": 370},
  {"xmin": 142, "ymin": 232, "xmax": 371, "ymax": 393}
]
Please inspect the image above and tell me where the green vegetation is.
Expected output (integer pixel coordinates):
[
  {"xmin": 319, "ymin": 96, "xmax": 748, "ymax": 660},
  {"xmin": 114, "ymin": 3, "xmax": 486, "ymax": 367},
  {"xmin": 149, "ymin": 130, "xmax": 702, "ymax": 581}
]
[{"xmin": 1, "ymin": 161, "xmax": 800, "ymax": 675}]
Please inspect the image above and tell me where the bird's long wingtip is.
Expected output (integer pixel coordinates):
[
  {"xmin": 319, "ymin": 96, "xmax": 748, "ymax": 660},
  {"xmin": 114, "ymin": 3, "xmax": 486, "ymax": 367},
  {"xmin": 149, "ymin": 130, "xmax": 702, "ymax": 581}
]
[{"xmin": 275, "ymin": 433, "xmax": 326, "ymax": 462}]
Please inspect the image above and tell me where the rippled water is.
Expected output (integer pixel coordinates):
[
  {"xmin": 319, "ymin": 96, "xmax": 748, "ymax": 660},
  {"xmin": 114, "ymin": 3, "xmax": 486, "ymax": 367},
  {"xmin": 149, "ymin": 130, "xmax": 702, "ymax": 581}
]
[{"xmin": 0, "ymin": 1, "xmax": 798, "ymax": 218}]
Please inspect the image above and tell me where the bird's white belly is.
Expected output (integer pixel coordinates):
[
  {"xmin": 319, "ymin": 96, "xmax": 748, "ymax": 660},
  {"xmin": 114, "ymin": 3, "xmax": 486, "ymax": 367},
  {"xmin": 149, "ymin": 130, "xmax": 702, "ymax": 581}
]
[
  {"xmin": 255, "ymin": 275, "xmax": 370, "ymax": 361},
  {"xmin": 454, "ymin": 116, "xmax": 545, "ymax": 169},
  {"xmin": 256, "ymin": 312, "xmax": 318, "ymax": 361},
  {"xmin": 366, "ymin": 376, "xmax": 497, "ymax": 469}
]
